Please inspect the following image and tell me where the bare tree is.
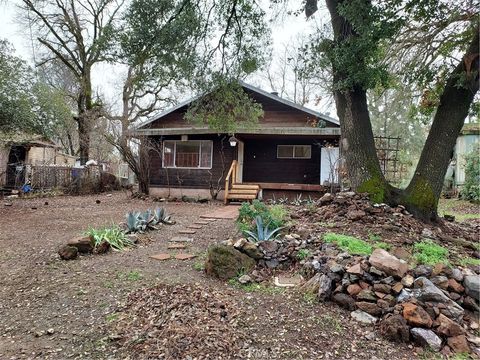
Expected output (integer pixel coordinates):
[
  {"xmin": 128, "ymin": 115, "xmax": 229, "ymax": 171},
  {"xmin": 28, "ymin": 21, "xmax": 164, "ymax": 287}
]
[
  {"xmin": 21, "ymin": 0, "xmax": 124, "ymax": 164},
  {"xmin": 262, "ymin": 35, "xmax": 333, "ymax": 110}
]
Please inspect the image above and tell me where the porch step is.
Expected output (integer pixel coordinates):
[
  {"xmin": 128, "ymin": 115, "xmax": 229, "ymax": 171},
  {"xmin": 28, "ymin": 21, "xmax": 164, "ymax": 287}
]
[
  {"xmin": 226, "ymin": 193, "xmax": 257, "ymax": 200},
  {"xmin": 231, "ymin": 183, "xmax": 260, "ymax": 190},
  {"xmin": 226, "ymin": 183, "xmax": 260, "ymax": 202},
  {"xmin": 228, "ymin": 188, "xmax": 259, "ymax": 195}
]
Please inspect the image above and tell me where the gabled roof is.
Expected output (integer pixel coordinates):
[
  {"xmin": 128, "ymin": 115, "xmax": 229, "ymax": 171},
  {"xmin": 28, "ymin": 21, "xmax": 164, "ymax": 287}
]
[
  {"xmin": 0, "ymin": 132, "xmax": 59, "ymax": 148},
  {"xmin": 136, "ymin": 80, "xmax": 339, "ymax": 129}
]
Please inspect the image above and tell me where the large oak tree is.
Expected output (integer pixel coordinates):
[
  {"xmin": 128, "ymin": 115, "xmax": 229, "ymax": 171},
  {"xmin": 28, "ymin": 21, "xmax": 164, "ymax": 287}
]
[{"xmin": 305, "ymin": 0, "xmax": 479, "ymax": 220}]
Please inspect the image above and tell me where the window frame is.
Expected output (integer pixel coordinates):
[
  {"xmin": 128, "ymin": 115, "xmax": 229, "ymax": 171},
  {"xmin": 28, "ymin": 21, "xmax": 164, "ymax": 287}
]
[
  {"xmin": 162, "ymin": 140, "xmax": 213, "ymax": 169},
  {"xmin": 276, "ymin": 145, "xmax": 312, "ymax": 159}
]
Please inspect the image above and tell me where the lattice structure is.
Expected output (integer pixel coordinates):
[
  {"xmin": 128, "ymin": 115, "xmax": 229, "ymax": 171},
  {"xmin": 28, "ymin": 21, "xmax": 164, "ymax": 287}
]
[{"xmin": 374, "ymin": 136, "xmax": 402, "ymax": 184}]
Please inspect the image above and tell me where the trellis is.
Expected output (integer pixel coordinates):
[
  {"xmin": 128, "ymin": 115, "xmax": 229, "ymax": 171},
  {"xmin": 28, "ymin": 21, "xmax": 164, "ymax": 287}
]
[{"xmin": 374, "ymin": 136, "xmax": 403, "ymax": 184}]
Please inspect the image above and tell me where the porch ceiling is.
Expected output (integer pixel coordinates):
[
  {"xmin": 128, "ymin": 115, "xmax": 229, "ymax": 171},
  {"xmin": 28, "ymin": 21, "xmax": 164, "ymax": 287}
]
[{"xmin": 131, "ymin": 127, "xmax": 341, "ymax": 137}]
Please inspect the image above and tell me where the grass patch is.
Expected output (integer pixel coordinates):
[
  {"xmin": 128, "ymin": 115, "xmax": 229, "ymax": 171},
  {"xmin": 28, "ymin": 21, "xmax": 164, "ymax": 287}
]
[
  {"xmin": 324, "ymin": 233, "xmax": 373, "ymax": 255},
  {"xmin": 413, "ymin": 240, "xmax": 449, "ymax": 265},
  {"xmin": 438, "ymin": 199, "xmax": 480, "ymax": 222},
  {"xmin": 313, "ymin": 314, "xmax": 344, "ymax": 333},
  {"xmin": 296, "ymin": 249, "xmax": 312, "ymax": 260},
  {"xmin": 459, "ymin": 257, "xmax": 480, "ymax": 267},
  {"xmin": 302, "ymin": 292, "xmax": 317, "ymax": 305},
  {"xmin": 106, "ymin": 313, "xmax": 119, "ymax": 322},
  {"xmin": 117, "ymin": 270, "xmax": 142, "ymax": 281}
]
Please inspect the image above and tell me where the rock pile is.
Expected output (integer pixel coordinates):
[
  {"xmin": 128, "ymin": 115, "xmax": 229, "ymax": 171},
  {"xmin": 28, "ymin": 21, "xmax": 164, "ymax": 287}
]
[
  {"xmin": 301, "ymin": 248, "xmax": 480, "ymax": 355},
  {"xmin": 294, "ymin": 191, "xmax": 479, "ymax": 249},
  {"xmin": 206, "ymin": 191, "xmax": 480, "ymax": 355}
]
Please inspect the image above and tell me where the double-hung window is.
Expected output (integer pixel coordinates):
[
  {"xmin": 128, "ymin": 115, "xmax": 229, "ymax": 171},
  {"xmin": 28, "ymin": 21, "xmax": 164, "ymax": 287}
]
[
  {"xmin": 163, "ymin": 140, "xmax": 213, "ymax": 169},
  {"xmin": 277, "ymin": 145, "xmax": 311, "ymax": 159}
]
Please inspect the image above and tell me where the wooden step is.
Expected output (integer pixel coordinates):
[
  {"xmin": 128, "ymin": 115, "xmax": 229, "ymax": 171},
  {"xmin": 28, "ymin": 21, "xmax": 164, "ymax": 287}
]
[
  {"xmin": 226, "ymin": 194, "xmax": 257, "ymax": 200},
  {"xmin": 228, "ymin": 189, "xmax": 258, "ymax": 195},
  {"xmin": 231, "ymin": 183, "xmax": 260, "ymax": 190}
]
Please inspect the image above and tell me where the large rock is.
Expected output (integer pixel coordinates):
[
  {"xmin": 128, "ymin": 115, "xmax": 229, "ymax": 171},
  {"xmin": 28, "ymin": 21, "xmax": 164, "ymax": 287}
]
[
  {"xmin": 356, "ymin": 301, "xmax": 382, "ymax": 316},
  {"xmin": 436, "ymin": 314, "xmax": 465, "ymax": 337},
  {"xmin": 413, "ymin": 277, "xmax": 464, "ymax": 321},
  {"xmin": 378, "ymin": 314, "xmax": 410, "ymax": 342},
  {"xmin": 447, "ymin": 335, "xmax": 471, "ymax": 354},
  {"xmin": 67, "ymin": 236, "xmax": 94, "ymax": 253},
  {"xmin": 351, "ymin": 310, "xmax": 377, "ymax": 324},
  {"xmin": 332, "ymin": 293, "xmax": 356, "ymax": 310},
  {"xmin": 204, "ymin": 245, "xmax": 256, "ymax": 280},
  {"xmin": 258, "ymin": 240, "xmax": 278, "ymax": 255},
  {"xmin": 240, "ymin": 241, "xmax": 263, "ymax": 260},
  {"xmin": 369, "ymin": 249, "xmax": 408, "ymax": 278},
  {"xmin": 402, "ymin": 302, "xmax": 433, "ymax": 328},
  {"xmin": 317, "ymin": 274, "xmax": 332, "ymax": 302},
  {"xmin": 410, "ymin": 328, "xmax": 443, "ymax": 351},
  {"xmin": 58, "ymin": 245, "xmax": 78, "ymax": 260},
  {"xmin": 464, "ymin": 275, "xmax": 480, "ymax": 301},
  {"xmin": 301, "ymin": 273, "xmax": 322, "ymax": 294}
]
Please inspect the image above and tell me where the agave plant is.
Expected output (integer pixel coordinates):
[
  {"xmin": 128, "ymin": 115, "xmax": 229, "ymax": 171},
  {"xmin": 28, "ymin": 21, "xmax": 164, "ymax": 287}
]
[
  {"xmin": 125, "ymin": 211, "xmax": 147, "ymax": 233},
  {"xmin": 153, "ymin": 207, "xmax": 175, "ymax": 225},
  {"xmin": 243, "ymin": 216, "xmax": 283, "ymax": 242}
]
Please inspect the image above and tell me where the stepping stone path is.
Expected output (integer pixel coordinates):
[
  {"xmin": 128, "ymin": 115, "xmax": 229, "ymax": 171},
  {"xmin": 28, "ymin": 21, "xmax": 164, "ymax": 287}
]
[
  {"xmin": 179, "ymin": 229, "xmax": 197, "ymax": 235},
  {"xmin": 170, "ymin": 236, "xmax": 193, "ymax": 243},
  {"xmin": 167, "ymin": 244, "xmax": 186, "ymax": 250},
  {"xmin": 150, "ymin": 253, "xmax": 171, "ymax": 261},
  {"xmin": 150, "ymin": 207, "xmax": 238, "ymax": 262},
  {"xmin": 195, "ymin": 221, "xmax": 210, "ymax": 225},
  {"xmin": 175, "ymin": 253, "xmax": 197, "ymax": 260}
]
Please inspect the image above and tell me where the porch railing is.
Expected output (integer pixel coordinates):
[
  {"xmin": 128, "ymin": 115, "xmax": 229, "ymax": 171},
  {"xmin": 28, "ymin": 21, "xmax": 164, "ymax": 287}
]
[{"xmin": 224, "ymin": 160, "xmax": 238, "ymax": 204}]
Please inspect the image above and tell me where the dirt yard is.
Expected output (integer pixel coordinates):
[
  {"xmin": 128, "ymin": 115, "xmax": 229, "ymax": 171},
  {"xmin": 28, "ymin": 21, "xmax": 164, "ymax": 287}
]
[{"xmin": 0, "ymin": 193, "xmax": 420, "ymax": 359}]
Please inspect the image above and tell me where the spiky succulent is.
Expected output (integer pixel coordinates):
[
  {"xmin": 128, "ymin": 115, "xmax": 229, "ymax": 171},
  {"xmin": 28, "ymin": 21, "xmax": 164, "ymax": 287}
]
[{"xmin": 243, "ymin": 215, "xmax": 283, "ymax": 242}]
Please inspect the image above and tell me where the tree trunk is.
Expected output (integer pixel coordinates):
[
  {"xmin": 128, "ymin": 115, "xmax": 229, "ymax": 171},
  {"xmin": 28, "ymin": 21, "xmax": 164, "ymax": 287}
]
[
  {"xmin": 77, "ymin": 116, "xmax": 90, "ymax": 165},
  {"xmin": 77, "ymin": 71, "xmax": 93, "ymax": 165},
  {"xmin": 399, "ymin": 28, "xmax": 479, "ymax": 221},
  {"xmin": 325, "ymin": 0, "xmax": 390, "ymax": 202},
  {"xmin": 323, "ymin": 0, "xmax": 479, "ymax": 221}
]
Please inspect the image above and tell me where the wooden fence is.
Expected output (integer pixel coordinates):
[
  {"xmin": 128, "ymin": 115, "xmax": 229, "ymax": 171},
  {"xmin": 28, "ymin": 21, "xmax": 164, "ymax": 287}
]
[{"xmin": 29, "ymin": 165, "xmax": 101, "ymax": 189}]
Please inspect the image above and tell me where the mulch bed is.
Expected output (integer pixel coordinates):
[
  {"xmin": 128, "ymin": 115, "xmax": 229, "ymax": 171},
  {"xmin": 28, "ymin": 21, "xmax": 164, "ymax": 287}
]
[{"xmin": 110, "ymin": 284, "xmax": 248, "ymax": 359}]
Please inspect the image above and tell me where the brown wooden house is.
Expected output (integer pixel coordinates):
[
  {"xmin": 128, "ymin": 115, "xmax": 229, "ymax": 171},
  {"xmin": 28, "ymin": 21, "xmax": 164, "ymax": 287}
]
[{"xmin": 134, "ymin": 81, "xmax": 341, "ymax": 202}]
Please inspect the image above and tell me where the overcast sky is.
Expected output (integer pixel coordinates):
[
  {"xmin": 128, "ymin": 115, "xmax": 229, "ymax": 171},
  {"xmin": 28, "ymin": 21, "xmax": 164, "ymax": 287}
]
[{"xmin": 0, "ymin": 0, "xmax": 334, "ymax": 115}]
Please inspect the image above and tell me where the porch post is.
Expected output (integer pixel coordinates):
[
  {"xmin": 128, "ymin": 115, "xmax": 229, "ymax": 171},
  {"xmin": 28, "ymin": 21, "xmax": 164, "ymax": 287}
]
[{"xmin": 236, "ymin": 140, "xmax": 244, "ymax": 183}]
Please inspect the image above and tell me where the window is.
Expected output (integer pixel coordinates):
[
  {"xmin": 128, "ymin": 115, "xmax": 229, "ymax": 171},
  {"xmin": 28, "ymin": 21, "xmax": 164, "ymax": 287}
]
[
  {"xmin": 277, "ymin": 145, "xmax": 311, "ymax": 159},
  {"xmin": 162, "ymin": 140, "xmax": 213, "ymax": 169}
]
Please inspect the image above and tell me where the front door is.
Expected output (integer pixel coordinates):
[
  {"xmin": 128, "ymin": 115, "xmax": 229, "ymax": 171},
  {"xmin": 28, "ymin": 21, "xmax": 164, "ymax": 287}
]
[{"xmin": 320, "ymin": 147, "xmax": 339, "ymax": 185}]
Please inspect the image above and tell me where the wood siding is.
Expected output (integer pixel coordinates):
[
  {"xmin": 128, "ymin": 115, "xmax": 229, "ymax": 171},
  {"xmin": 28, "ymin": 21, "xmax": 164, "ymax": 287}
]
[
  {"xmin": 149, "ymin": 134, "xmax": 235, "ymax": 189},
  {"xmin": 242, "ymin": 137, "xmax": 322, "ymax": 184},
  {"xmin": 146, "ymin": 89, "xmax": 339, "ymax": 130}
]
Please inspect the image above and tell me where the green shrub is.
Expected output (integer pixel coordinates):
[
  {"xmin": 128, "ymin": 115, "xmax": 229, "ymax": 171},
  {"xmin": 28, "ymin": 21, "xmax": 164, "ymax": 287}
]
[
  {"xmin": 460, "ymin": 144, "xmax": 480, "ymax": 202},
  {"xmin": 237, "ymin": 200, "xmax": 287, "ymax": 232},
  {"xmin": 324, "ymin": 233, "xmax": 373, "ymax": 255},
  {"xmin": 413, "ymin": 240, "xmax": 449, "ymax": 265},
  {"xmin": 85, "ymin": 225, "xmax": 134, "ymax": 251}
]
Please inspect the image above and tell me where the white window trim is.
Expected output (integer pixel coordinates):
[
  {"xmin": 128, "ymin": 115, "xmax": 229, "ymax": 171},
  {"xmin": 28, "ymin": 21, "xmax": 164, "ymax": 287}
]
[
  {"xmin": 277, "ymin": 145, "xmax": 312, "ymax": 159},
  {"xmin": 162, "ymin": 140, "xmax": 213, "ymax": 169}
]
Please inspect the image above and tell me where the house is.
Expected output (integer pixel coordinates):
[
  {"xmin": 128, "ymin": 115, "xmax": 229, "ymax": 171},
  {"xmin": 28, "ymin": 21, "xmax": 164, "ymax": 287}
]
[
  {"xmin": 133, "ymin": 81, "xmax": 341, "ymax": 202},
  {"xmin": 446, "ymin": 123, "xmax": 479, "ymax": 191},
  {"xmin": 0, "ymin": 133, "xmax": 75, "ymax": 188}
]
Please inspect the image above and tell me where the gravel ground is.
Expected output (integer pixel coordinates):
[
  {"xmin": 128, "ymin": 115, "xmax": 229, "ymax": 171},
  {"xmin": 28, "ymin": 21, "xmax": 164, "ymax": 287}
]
[{"xmin": 0, "ymin": 192, "xmax": 420, "ymax": 360}]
